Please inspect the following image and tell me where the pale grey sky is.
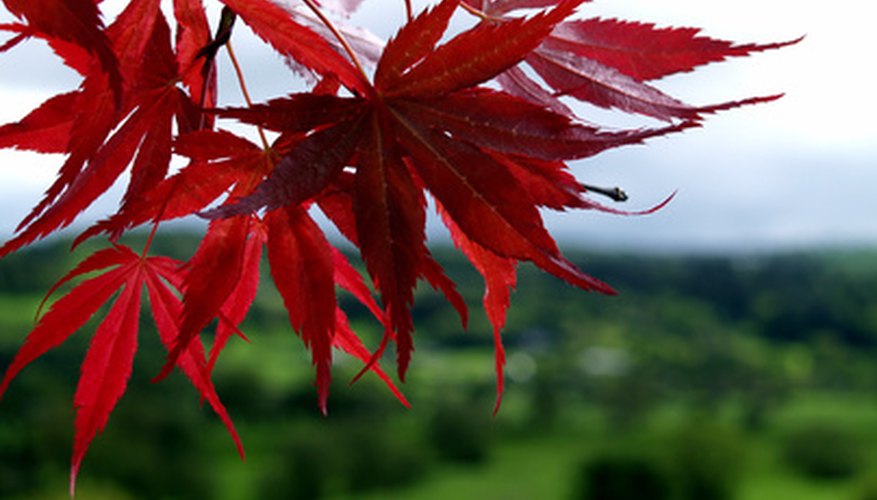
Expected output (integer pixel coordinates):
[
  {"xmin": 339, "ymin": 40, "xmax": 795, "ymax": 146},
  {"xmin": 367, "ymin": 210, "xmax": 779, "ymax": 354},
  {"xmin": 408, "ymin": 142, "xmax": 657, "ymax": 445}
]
[{"xmin": 1, "ymin": 0, "xmax": 874, "ymax": 252}]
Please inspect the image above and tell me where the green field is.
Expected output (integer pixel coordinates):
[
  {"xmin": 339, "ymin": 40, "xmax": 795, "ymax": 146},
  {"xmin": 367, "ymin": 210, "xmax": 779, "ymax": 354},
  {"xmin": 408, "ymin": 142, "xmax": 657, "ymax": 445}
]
[{"xmin": 3, "ymin": 236, "xmax": 877, "ymax": 499}]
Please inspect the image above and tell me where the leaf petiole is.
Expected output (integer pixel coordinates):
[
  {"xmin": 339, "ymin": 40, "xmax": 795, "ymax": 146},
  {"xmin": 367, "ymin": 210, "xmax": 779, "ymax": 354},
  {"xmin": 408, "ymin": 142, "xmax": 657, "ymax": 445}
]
[
  {"xmin": 301, "ymin": 0, "xmax": 370, "ymax": 82},
  {"xmin": 459, "ymin": 1, "xmax": 490, "ymax": 21},
  {"xmin": 224, "ymin": 40, "xmax": 270, "ymax": 150}
]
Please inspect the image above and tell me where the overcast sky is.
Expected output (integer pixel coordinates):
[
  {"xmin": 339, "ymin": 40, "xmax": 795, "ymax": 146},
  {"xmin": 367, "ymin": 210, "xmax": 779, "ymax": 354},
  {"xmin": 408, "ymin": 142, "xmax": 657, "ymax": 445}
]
[{"xmin": 0, "ymin": 0, "xmax": 874, "ymax": 253}]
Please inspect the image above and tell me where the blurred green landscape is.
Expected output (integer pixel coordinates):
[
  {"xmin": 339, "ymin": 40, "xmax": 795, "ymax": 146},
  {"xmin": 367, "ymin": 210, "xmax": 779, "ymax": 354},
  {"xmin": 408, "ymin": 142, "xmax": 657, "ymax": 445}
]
[{"xmin": 3, "ymin": 234, "xmax": 877, "ymax": 499}]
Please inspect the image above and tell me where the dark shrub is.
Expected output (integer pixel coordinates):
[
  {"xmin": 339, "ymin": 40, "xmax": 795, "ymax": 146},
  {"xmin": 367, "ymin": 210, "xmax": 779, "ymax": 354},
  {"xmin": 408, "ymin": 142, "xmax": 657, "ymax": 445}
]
[
  {"xmin": 263, "ymin": 420, "xmax": 430, "ymax": 499},
  {"xmin": 781, "ymin": 421, "xmax": 865, "ymax": 479},
  {"xmin": 856, "ymin": 473, "xmax": 877, "ymax": 500},
  {"xmin": 262, "ymin": 429, "xmax": 337, "ymax": 500},
  {"xmin": 671, "ymin": 420, "xmax": 746, "ymax": 500},
  {"xmin": 428, "ymin": 399, "xmax": 494, "ymax": 463},
  {"xmin": 575, "ymin": 451, "xmax": 671, "ymax": 500},
  {"xmin": 345, "ymin": 425, "xmax": 429, "ymax": 492}
]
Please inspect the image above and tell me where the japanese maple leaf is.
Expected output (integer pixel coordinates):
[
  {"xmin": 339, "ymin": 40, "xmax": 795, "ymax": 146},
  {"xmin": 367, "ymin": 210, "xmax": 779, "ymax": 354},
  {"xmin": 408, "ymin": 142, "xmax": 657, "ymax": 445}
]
[
  {"xmin": 151, "ymin": 190, "xmax": 407, "ymax": 413},
  {"xmin": 1, "ymin": 0, "xmax": 121, "ymax": 95},
  {"xmin": 0, "ymin": 243, "xmax": 243, "ymax": 496},
  {"xmin": 265, "ymin": 207, "xmax": 410, "ymax": 410},
  {"xmin": 0, "ymin": 0, "xmax": 216, "ymax": 258},
  {"xmin": 203, "ymin": 0, "xmax": 698, "ymax": 386},
  {"xmin": 174, "ymin": 0, "xmax": 219, "ymax": 124},
  {"xmin": 466, "ymin": 0, "xmax": 799, "ymax": 121},
  {"xmin": 75, "ymin": 129, "xmax": 277, "ymax": 245},
  {"xmin": 76, "ymin": 126, "xmax": 406, "ymax": 410},
  {"xmin": 219, "ymin": 0, "xmax": 372, "ymax": 95}
]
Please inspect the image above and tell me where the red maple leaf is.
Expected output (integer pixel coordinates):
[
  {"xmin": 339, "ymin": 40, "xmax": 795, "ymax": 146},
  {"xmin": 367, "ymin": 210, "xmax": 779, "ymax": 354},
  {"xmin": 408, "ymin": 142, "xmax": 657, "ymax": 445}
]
[
  {"xmin": 170, "ymin": 208, "xmax": 408, "ymax": 409},
  {"xmin": 466, "ymin": 0, "xmax": 800, "ymax": 121},
  {"xmin": 0, "ymin": 0, "xmax": 196, "ymax": 257},
  {"xmin": 206, "ymin": 0, "xmax": 699, "ymax": 383},
  {"xmin": 0, "ymin": 243, "xmax": 243, "ymax": 496}
]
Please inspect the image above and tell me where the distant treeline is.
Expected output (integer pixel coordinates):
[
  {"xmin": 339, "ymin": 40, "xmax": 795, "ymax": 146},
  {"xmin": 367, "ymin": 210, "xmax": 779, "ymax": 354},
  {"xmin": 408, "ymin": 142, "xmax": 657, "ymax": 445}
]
[{"xmin": 2, "ymin": 234, "xmax": 876, "ymax": 350}]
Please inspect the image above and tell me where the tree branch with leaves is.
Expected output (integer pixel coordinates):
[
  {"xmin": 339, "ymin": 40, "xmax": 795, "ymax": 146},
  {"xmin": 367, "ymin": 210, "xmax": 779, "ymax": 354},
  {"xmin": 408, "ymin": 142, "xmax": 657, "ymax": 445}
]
[{"xmin": 0, "ymin": 0, "xmax": 795, "ymax": 493}]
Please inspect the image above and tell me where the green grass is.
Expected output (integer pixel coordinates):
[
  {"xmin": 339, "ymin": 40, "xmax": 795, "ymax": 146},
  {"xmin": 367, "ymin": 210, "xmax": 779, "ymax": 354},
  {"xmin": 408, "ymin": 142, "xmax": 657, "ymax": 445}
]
[
  {"xmin": 343, "ymin": 394, "xmax": 877, "ymax": 500},
  {"xmin": 0, "ymin": 293, "xmax": 41, "ymax": 332},
  {"xmin": 349, "ymin": 435, "xmax": 584, "ymax": 500}
]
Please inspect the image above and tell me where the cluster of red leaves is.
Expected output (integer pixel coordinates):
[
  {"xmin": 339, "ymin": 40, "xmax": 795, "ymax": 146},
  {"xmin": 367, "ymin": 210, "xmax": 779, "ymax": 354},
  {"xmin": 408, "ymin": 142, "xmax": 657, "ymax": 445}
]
[{"xmin": 0, "ymin": 0, "xmax": 793, "ymax": 493}]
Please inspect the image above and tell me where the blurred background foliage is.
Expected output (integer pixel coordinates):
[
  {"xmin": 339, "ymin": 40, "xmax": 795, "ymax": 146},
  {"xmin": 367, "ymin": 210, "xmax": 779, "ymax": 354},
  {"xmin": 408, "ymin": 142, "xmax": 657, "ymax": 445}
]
[{"xmin": 3, "ymin": 233, "xmax": 877, "ymax": 499}]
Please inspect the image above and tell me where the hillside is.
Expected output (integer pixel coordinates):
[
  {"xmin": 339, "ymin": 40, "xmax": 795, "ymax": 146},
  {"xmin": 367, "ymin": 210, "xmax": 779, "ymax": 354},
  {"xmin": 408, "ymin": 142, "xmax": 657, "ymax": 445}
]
[{"xmin": 2, "ymin": 234, "xmax": 877, "ymax": 499}]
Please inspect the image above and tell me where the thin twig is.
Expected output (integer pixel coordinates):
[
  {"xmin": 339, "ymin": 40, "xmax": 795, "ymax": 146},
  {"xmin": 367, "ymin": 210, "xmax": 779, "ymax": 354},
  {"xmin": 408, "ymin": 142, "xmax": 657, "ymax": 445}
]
[
  {"xmin": 225, "ymin": 40, "xmax": 270, "ymax": 150},
  {"xmin": 140, "ymin": 219, "xmax": 161, "ymax": 259},
  {"xmin": 301, "ymin": 0, "xmax": 370, "ymax": 82},
  {"xmin": 459, "ymin": 1, "xmax": 489, "ymax": 20},
  {"xmin": 582, "ymin": 183, "xmax": 629, "ymax": 202}
]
